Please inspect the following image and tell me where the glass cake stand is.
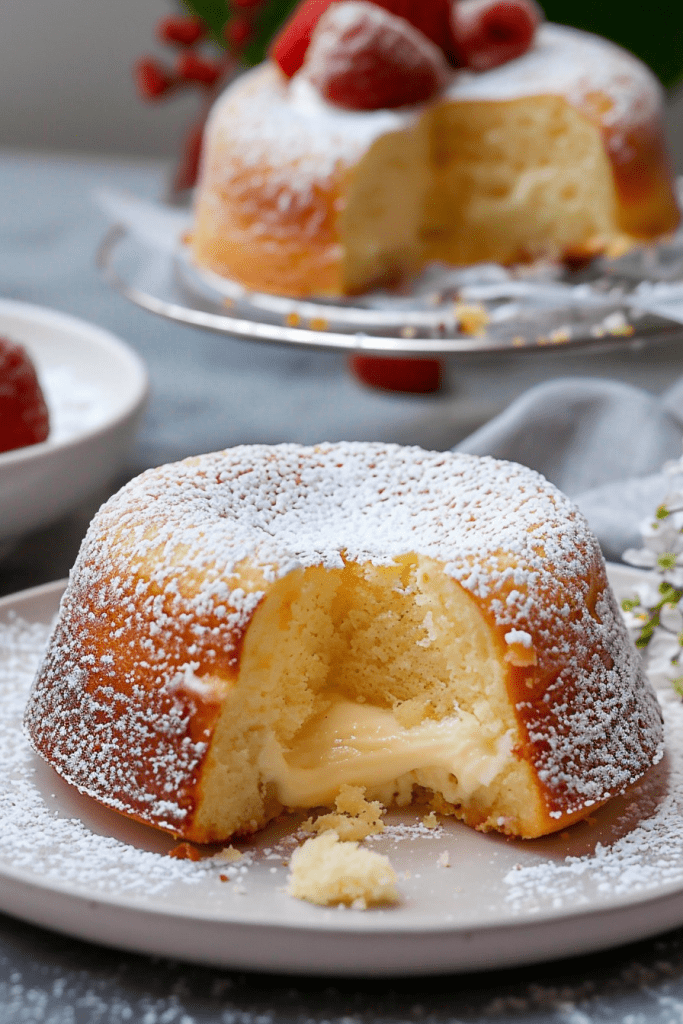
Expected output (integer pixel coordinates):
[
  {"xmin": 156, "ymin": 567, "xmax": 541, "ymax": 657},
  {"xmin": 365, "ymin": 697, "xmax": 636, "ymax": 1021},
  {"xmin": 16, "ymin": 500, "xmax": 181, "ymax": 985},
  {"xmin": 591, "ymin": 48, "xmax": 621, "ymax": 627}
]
[{"xmin": 96, "ymin": 188, "xmax": 683, "ymax": 359}]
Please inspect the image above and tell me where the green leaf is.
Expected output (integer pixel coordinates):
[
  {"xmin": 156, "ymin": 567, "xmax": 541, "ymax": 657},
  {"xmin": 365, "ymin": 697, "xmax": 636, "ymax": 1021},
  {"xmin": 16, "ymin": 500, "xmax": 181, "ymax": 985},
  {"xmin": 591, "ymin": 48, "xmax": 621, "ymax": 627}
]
[
  {"xmin": 539, "ymin": 1, "xmax": 683, "ymax": 87},
  {"xmin": 181, "ymin": 0, "xmax": 229, "ymax": 40},
  {"xmin": 241, "ymin": 0, "xmax": 300, "ymax": 66},
  {"xmin": 181, "ymin": 0, "xmax": 299, "ymax": 60}
]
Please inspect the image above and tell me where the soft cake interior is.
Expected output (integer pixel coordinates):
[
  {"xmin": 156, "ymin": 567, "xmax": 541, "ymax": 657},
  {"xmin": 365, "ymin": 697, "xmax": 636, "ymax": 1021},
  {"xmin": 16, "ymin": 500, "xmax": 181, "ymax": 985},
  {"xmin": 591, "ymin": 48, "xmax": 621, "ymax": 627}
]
[
  {"xmin": 340, "ymin": 93, "xmax": 625, "ymax": 292},
  {"xmin": 195, "ymin": 555, "xmax": 546, "ymax": 842},
  {"xmin": 421, "ymin": 94, "xmax": 624, "ymax": 266}
]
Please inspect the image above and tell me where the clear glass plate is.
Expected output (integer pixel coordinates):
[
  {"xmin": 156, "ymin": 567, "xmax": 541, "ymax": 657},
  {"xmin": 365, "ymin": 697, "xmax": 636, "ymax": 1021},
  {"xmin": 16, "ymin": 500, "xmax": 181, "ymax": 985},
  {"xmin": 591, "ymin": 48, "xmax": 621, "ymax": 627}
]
[{"xmin": 96, "ymin": 192, "xmax": 683, "ymax": 357}]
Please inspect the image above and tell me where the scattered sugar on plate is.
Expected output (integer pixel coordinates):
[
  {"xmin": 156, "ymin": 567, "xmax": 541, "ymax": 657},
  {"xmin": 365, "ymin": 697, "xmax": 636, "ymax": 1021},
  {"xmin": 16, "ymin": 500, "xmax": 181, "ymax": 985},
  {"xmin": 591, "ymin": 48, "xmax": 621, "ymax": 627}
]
[
  {"xmin": 503, "ymin": 684, "xmax": 683, "ymax": 912},
  {"xmin": 5, "ymin": 609, "xmax": 683, "ymax": 915}
]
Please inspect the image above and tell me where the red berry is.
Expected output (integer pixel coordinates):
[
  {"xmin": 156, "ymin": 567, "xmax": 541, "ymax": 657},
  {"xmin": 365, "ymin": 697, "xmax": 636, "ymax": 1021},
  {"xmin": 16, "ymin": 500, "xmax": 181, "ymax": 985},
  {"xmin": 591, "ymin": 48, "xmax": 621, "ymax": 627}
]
[
  {"xmin": 172, "ymin": 122, "xmax": 206, "ymax": 194},
  {"xmin": 231, "ymin": 0, "xmax": 265, "ymax": 7},
  {"xmin": 271, "ymin": 0, "xmax": 453, "ymax": 79},
  {"xmin": 305, "ymin": 2, "xmax": 449, "ymax": 110},
  {"xmin": 271, "ymin": 0, "xmax": 336, "ymax": 77},
  {"xmin": 0, "ymin": 337, "xmax": 50, "ymax": 454},
  {"xmin": 135, "ymin": 57, "xmax": 175, "ymax": 100},
  {"xmin": 176, "ymin": 52, "xmax": 223, "ymax": 87},
  {"xmin": 375, "ymin": 0, "xmax": 453, "ymax": 55},
  {"xmin": 349, "ymin": 355, "xmax": 442, "ymax": 393},
  {"xmin": 224, "ymin": 16, "xmax": 252, "ymax": 48},
  {"xmin": 157, "ymin": 15, "xmax": 207, "ymax": 46},
  {"xmin": 450, "ymin": 0, "xmax": 542, "ymax": 71}
]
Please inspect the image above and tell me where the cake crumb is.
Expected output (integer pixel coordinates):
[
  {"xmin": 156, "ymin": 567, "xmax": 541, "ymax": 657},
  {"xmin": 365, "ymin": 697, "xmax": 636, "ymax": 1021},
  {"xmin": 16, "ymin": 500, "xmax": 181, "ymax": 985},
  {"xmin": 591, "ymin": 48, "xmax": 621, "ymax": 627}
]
[
  {"xmin": 422, "ymin": 811, "xmax": 439, "ymax": 829},
  {"xmin": 394, "ymin": 696, "xmax": 432, "ymax": 728},
  {"xmin": 168, "ymin": 842, "xmax": 201, "ymax": 861},
  {"xmin": 286, "ymin": 832, "xmax": 400, "ymax": 908},
  {"xmin": 455, "ymin": 302, "xmax": 489, "ymax": 336},
  {"xmin": 437, "ymin": 850, "xmax": 451, "ymax": 868},
  {"xmin": 215, "ymin": 845, "xmax": 243, "ymax": 863},
  {"xmin": 302, "ymin": 785, "xmax": 386, "ymax": 841}
]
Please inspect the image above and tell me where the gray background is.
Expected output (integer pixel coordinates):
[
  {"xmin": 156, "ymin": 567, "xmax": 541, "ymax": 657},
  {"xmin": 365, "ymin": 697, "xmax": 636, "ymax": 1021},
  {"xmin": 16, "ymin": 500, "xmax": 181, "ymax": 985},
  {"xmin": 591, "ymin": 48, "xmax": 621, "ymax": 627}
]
[{"xmin": 0, "ymin": 0, "xmax": 198, "ymax": 158}]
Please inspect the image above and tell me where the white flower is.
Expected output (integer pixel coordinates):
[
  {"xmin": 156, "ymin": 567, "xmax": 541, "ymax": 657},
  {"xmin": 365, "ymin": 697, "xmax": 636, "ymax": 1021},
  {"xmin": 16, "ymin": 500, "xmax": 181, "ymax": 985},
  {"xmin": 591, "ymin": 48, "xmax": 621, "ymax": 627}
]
[
  {"xmin": 662, "ymin": 566, "xmax": 683, "ymax": 588},
  {"xmin": 639, "ymin": 517, "xmax": 683, "ymax": 556},
  {"xmin": 620, "ymin": 606, "xmax": 646, "ymax": 632},
  {"xmin": 620, "ymin": 442, "xmax": 683, "ymax": 696},
  {"xmin": 646, "ymin": 629, "xmax": 681, "ymax": 674},
  {"xmin": 623, "ymin": 547, "xmax": 657, "ymax": 569},
  {"xmin": 660, "ymin": 602, "xmax": 683, "ymax": 634}
]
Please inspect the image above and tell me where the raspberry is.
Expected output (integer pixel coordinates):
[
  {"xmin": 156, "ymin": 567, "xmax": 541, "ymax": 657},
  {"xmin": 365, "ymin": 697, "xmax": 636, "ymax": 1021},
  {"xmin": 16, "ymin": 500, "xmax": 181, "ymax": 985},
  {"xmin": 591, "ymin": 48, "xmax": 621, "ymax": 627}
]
[
  {"xmin": 376, "ymin": 0, "xmax": 453, "ymax": 55},
  {"xmin": 176, "ymin": 52, "xmax": 223, "ymax": 87},
  {"xmin": 0, "ymin": 337, "xmax": 49, "ymax": 454},
  {"xmin": 157, "ymin": 15, "xmax": 207, "ymax": 47},
  {"xmin": 450, "ymin": 0, "xmax": 542, "ymax": 71},
  {"xmin": 224, "ymin": 16, "xmax": 252, "ymax": 49},
  {"xmin": 304, "ymin": 1, "xmax": 450, "ymax": 110},
  {"xmin": 271, "ymin": 0, "xmax": 453, "ymax": 79},
  {"xmin": 135, "ymin": 57, "xmax": 175, "ymax": 100},
  {"xmin": 271, "ymin": 0, "xmax": 335, "ymax": 78},
  {"xmin": 349, "ymin": 355, "xmax": 442, "ymax": 393}
]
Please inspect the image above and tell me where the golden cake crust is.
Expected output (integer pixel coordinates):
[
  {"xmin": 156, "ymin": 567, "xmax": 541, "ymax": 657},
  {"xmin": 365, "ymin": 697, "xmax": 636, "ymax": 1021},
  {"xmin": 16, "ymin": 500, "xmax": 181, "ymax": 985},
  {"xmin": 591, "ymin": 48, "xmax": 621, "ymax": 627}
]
[
  {"xmin": 25, "ymin": 443, "xmax": 663, "ymax": 843},
  {"xmin": 191, "ymin": 24, "xmax": 679, "ymax": 297}
]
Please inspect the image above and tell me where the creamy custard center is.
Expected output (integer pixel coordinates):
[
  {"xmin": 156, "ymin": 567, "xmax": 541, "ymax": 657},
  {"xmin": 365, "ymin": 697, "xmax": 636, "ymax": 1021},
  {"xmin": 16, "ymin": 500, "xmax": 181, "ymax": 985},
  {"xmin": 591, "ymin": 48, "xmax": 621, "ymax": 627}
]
[{"xmin": 258, "ymin": 697, "xmax": 514, "ymax": 809}]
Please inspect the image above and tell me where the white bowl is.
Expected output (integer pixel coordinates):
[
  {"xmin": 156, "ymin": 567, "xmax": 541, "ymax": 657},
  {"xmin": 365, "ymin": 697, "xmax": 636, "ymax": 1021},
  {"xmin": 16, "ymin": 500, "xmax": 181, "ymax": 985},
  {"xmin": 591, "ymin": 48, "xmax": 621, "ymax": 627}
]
[{"xmin": 0, "ymin": 299, "xmax": 148, "ymax": 547}]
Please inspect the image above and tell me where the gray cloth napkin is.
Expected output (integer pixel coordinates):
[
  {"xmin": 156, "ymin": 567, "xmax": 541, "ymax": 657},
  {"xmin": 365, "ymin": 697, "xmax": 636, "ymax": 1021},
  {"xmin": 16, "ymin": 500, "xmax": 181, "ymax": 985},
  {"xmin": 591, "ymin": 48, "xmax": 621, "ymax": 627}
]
[{"xmin": 456, "ymin": 376, "xmax": 683, "ymax": 562}]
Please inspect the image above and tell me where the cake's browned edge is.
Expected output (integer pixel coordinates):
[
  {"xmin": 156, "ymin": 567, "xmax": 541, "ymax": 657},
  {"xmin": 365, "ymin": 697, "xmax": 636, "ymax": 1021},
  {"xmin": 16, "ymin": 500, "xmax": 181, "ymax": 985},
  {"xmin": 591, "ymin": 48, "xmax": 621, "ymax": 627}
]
[
  {"xmin": 488, "ymin": 547, "xmax": 663, "ymax": 831},
  {"xmin": 23, "ymin": 546, "xmax": 254, "ymax": 841}
]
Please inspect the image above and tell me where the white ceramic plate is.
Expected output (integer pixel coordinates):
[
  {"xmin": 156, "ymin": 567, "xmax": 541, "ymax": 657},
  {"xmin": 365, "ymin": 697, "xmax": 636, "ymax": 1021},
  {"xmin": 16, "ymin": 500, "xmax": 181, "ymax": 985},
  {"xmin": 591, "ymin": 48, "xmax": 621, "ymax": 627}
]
[
  {"xmin": 0, "ymin": 299, "xmax": 148, "ymax": 546},
  {"xmin": 1, "ymin": 566, "xmax": 682, "ymax": 978}
]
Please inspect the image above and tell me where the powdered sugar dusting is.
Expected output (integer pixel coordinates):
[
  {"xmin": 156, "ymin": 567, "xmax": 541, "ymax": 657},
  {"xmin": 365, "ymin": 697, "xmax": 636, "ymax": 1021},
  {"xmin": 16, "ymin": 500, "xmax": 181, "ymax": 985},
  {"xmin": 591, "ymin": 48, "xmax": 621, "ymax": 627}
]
[
  {"xmin": 0, "ymin": 614, "xmax": 244, "ymax": 895},
  {"xmin": 200, "ymin": 23, "xmax": 662, "ymax": 208},
  {"xmin": 40, "ymin": 364, "xmax": 107, "ymax": 445},
  {"xmin": 24, "ymin": 442, "xmax": 662, "ymax": 836},
  {"xmin": 504, "ymin": 684, "xmax": 683, "ymax": 912},
  {"xmin": 449, "ymin": 24, "xmax": 661, "ymax": 130},
  {"xmin": 204, "ymin": 63, "xmax": 409, "ymax": 199},
  {"xmin": 1, "ymin": 595, "xmax": 682, "ymax": 934}
]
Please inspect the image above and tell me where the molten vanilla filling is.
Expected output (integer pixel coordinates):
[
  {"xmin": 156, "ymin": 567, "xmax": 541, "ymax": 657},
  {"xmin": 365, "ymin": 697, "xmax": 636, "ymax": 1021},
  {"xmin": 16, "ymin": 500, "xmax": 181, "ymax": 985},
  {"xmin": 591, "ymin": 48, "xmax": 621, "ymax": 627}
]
[{"xmin": 258, "ymin": 696, "xmax": 514, "ymax": 808}]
